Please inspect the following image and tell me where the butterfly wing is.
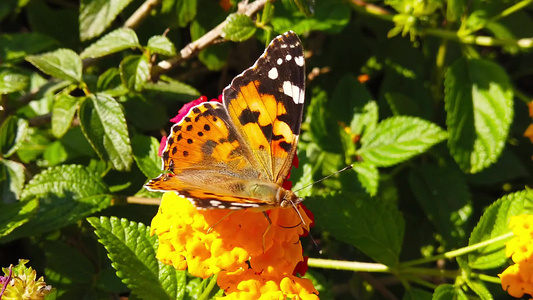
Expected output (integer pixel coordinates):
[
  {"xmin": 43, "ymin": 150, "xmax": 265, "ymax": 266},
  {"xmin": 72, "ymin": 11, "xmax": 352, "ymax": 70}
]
[
  {"xmin": 145, "ymin": 101, "xmax": 274, "ymax": 209},
  {"xmin": 223, "ymin": 31, "xmax": 305, "ymax": 185},
  {"xmin": 146, "ymin": 31, "xmax": 305, "ymax": 209}
]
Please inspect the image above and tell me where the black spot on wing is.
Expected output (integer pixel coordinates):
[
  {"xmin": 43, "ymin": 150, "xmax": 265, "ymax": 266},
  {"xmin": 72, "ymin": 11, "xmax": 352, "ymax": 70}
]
[
  {"xmin": 260, "ymin": 124, "xmax": 273, "ymax": 142},
  {"xmin": 279, "ymin": 141, "xmax": 292, "ymax": 152},
  {"xmin": 238, "ymin": 108, "xmax": 260, "ymax": 125}
]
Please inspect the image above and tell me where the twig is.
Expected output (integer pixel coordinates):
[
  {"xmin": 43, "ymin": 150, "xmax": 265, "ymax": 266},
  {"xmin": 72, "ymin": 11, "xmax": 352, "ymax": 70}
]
[
  {"xmin": 126, "ymin": 196, "xmax": 161, "ymax": 205},
  {"xmin": 350, "ymin": 0, "xmax": 392, "ymax": 21},
  {"xmin": 151, "ymin": 0, "xmax": 269, "ymax": 78},
  {"xmin": 124, "ymin": 0, "xmax": 163, "ymax": 29}
]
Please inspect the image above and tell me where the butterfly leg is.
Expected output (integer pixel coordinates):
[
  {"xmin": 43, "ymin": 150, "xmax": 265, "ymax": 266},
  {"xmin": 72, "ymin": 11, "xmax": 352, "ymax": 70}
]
[
  {"xmin": 261, "ymin": 211, "xmax": 272, "ymax": 253},
  {"xmin": 207, "ymin": 210, "xmax": 237, "ymax": 233}
]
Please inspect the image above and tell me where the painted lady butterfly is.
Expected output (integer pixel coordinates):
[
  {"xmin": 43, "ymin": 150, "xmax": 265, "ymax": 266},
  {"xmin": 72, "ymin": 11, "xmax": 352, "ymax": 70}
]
[{"xmin": 146, "ymin": 31, "xmax": 305, "ymax": 211}]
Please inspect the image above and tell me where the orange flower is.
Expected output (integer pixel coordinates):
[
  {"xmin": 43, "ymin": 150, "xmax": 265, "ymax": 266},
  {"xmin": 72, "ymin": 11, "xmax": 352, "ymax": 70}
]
[
  {"xmin": 217, "ymin": 269, "xmax": 318, "ymax": 300},
  {"xmin": 151, "ymin": 96, "xmax": 318, "ymax": 298},
  {"xmin": 150, "ymin": 192, "xmax": 318, "ymax": 297},
  {"xmin": 499, "ymin": 215, "xmax": 533, "ymax": 298}
]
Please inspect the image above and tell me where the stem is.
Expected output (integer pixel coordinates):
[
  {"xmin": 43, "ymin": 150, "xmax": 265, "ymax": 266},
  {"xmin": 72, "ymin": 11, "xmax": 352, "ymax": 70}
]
[
  {"xmin": 307, "ymin": 258, "xmax": 392, "ymax": 273},
  {"xmin": 423, "ymin": 28, "xmax": 533, "ymax": 48},
  {"xmin": 474, "ymin": 273, "xmax": 501, "ymax": 284},
  {"xmin": 349, "ymin": 0, "xmax": 394, "ymax": 21},
  {"xmin": 126, "ymin": 196, "xmax": 161, "ymax": 205},
  {"xmin": 124, "ymin": 0, "xmax": 163, "ymax": 29},
  {"xmin": 401, "ymin": 232, "xmax": 513, "ymax": 267},
  {"xmin": 401, "ymin": 267, "xmax": 460, "ymax": 279},
  {"xmin": 402, "ymin": 275, "xmax": 438, "ymax": 290},
  {"xmin": 515, "ymin": 89, "xmax": 532, "ymax": 105}
]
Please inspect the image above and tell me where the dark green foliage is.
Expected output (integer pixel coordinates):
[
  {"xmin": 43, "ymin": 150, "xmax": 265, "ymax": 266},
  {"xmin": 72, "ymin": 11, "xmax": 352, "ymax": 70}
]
[{"xmin": 1, "ymin": 0, "xmax": 532, "ymax": 298}]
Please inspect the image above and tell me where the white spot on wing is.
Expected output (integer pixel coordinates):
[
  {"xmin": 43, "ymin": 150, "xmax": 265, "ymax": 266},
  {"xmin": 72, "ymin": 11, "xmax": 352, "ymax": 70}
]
[
  {"xmin": 268, "ymin": 67, "xmax": 278, "ymax": 79},
  {"xmin": 283, "ymin": 81, "xmax": 304, "ymax": 104},
  {"xmin": 286, "ymin": 54, "xmax": 292, "ymax": 61},
  {"xmin": 210, "ymin": 200, "xmax": 222, "ymax": 206},
  {"xmin": 295, "ymin": 56, "xmax": 304, "ymax": 67},
  {"xmin": 277, "ymin": 58, "xmax": 283, "ymax": 65}
]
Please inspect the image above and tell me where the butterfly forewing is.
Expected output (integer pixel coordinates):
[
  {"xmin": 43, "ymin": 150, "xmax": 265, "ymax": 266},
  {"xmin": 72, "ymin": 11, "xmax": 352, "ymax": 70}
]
[{"xmin": 223, "ymin": 31, "xmax": 305, "ymax": 184}]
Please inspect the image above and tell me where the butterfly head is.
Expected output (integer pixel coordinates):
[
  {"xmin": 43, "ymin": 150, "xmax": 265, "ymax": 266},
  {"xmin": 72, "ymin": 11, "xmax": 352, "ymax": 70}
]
[{"xmin": 278, "ymin": 188, "xmax": 304, "ymax": 209}]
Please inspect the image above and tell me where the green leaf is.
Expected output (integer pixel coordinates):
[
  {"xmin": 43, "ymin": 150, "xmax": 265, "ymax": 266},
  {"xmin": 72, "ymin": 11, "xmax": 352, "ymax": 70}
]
[
  {"xmin": 352, "ymin": 162, "xmax": 378, "ymax": 196},
  {"xmin": 44, "ymin": 241, "xmax": 96, "ymax": 297},
  {"xmin": 175, "ymin": 0, "xmax": 197, "ymax": 27},
  {"xmin": 25, "ymin": 1, "xmax": 78, "ymax": 49},
  {"xmin": 120, "ymin": 55, "xmax": 150, "ymax": 91},
  {"xmin": 5, "ymin": 165, "xmax": 111, "ymax": 241},
  {"xmin": 0, "ymin": 159, "xmax": 25, "ymax": 203},
  {"xmin": 96, "ymin": 67, "xmax": 128, "ymax": 96},
  {"xmin": 26, "ymin": 48, "xmax": 83, "ymax": 83},
  {"xmin": 144, "ymin": 75, "xmax": 200, "ymax": 100},
  {"xmin": 199, "ymin": 43, "xmax": 229, "ymax": 71},
  {"xmin": 432, "ymin": 284, "xmax": 467, "ymax": 300},
  {"xmin": 146, "ymin": 35, "xmax": 176, "ymax": 56},
  {"xmin": 403, "ymin": 288, "xmax": 432, "ymax": 300},
  {"xmin": 272, "ymin": 0, "xmax": 350, "ymax": 34},
  {"xmin": 467, "ymin": 148, "xmax": 528, "ymax": 186},
  {"xmin": 123, "ymin": 95, "xmax": 167, "ymax": 131},
  {"xmin": 131, "ymin": 135, "xmax": 162, "ymax": 179},
  {"xmin": 0, "ymin": 115, "xmax": 29, "ymax": 157},
  {"xmin": 79, "ymin": 0, "xmax": 135, "ymax": 41},
  {"xmin": 385, "ymin": 92, "xmax": 422, "ymax": 117},
  {"xmin": 446, "ymin": 0, "xmax": 467, "ymax": 22},
  {"xmin": 462, "ymin": 190, "xmax": 533, "ymax": 270},
  {"xmin": 308, "ymin": 89, "xmax": 342, "ymax": 152},
  {"xmin": 306, "ymin": 192, "xmax": 404, "ymax": 266},
  {"xmin": 16, "ymin": 128, "xmax": 51, "ymax": 164},
  {"xmin": 79, "ymin": 94, "xmax": 133, "ymax": 171},
  {"xmin": 358, "ymin": 116, "xmax": 448, "ymax": 167},
  {"xmin": 0, "ymin": 32, "xmax": 57, "ymax": 63},
  {"xmin": 464, "ymin": 277, "xmax": 492, "ymax": 300},
  {"xmin": 294, "ymin": 0, "xmax": 315, "ymax": 17},
  {"xmin": 51, "ymin": 94, "xmax": 80, "ymax": 138},
  {"xmin": 350, "ymin": 100, "xmax": 378, "ymax": 139},
  {"xmin": 222, "ymin": 14, "xmax": 257, "ymax": 42},
  {"xmin": 0, "ymin": 198, "xmax": 38, "ymax": 240},
  {"xmin": 409, "ymin": 165, "xmax": 472, "ymax": 248},
  {"xmin": 88, "ymin": 217, "xmax": 186, "ymax": 300},
  {"xmin": 80, "ymin": 28, "xmax": 140, "ymax": 59},
  {"xmin": 0, "ymin": 66, "xmax": 29, "ymax": 94},
  {"xmin": 445, "ymin": 58, "xmax": 514, "ymax": 173}
]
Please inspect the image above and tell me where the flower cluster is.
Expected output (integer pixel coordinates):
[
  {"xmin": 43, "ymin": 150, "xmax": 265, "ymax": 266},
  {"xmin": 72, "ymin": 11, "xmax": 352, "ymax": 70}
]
[
  {"xmin": 499, "ymin": 214, "xmax": 533, "ymax": 298},
  {"xmin": 0, "ymin": 259, "xmax": 53, "ymax": 300},
  {"xmin": 151, "ymin": 96, "xmax": 318, "ymax": 299}
]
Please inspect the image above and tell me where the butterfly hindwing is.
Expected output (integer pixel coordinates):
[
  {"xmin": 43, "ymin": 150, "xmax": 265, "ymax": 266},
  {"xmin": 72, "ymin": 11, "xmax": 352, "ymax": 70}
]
[{"xmin": 223, "ymin": 31, "xmax": 305, "ymax": 184}]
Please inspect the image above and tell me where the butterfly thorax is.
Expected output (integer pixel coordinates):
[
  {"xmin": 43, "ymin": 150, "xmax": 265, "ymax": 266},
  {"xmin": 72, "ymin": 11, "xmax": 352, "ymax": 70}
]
[{"xmin": 246, "ymin": 181, "xmax": 303, "ymax": 210}]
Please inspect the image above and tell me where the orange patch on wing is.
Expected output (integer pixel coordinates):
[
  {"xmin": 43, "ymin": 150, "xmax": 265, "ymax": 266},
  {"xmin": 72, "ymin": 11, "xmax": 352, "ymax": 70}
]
[{"xmin": 163, "ymin": 102, "xmax": 247, "ymax": 172}]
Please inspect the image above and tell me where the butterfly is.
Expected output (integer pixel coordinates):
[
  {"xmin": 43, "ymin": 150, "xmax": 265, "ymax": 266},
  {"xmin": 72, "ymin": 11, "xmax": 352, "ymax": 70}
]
[{"xmin": 145, "ymin": 31, "xmax": 305, "ymax": 212}]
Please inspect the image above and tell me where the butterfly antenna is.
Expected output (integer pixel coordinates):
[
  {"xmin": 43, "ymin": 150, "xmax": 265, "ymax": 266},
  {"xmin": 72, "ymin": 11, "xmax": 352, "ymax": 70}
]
[
  {"xmin": 294, "ymin": 164, "xmax": 354, "ymax": 193},
  {"xmin": 289, "ymin": 200, "xmax": 323, "ymax": 255}
]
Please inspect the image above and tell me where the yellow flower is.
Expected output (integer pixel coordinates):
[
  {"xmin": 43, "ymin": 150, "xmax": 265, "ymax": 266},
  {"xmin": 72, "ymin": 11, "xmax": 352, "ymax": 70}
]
[
  {"xmin": 217, "ymin": 269, "xmax": 318, "ymax": 300},
  {"xmin": 499, "ymin": 215, "xmax": 533, "ymax": 298},
  {"xmin": 0, "ymin": 259, "xmax": 53, "ymax": 300},
  {"xmin": 150, "ymin": 192, "xmax": 318, "ymax": 298}
]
